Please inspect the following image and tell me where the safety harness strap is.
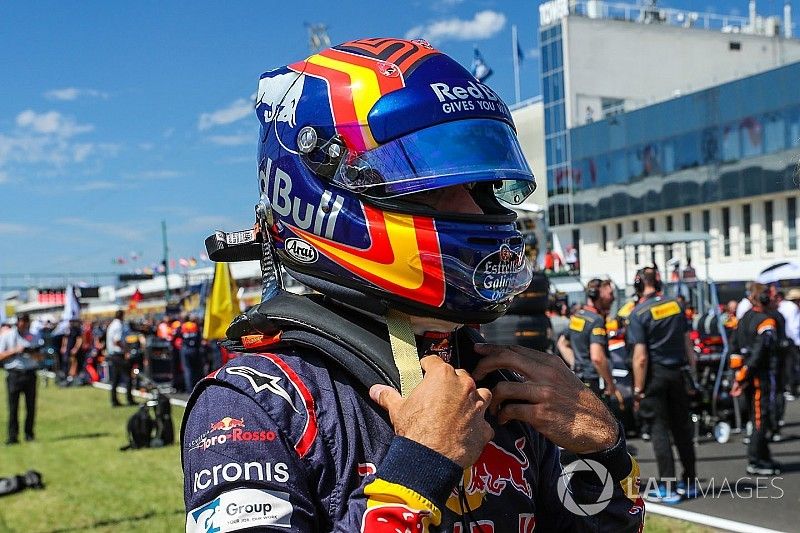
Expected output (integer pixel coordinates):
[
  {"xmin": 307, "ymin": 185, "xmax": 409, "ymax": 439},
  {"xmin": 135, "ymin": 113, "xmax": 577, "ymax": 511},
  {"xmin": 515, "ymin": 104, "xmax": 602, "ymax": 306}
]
[{"xmin": 386, "ymin": 309, "xmax": 423, "ymax": 398}]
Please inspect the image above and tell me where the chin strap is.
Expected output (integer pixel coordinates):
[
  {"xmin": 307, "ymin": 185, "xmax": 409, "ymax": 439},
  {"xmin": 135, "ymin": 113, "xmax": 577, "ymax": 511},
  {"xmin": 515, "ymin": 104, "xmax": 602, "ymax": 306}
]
[{"xmin": 386, "ymin": 309, "xmax": 422, "ymax": 398}]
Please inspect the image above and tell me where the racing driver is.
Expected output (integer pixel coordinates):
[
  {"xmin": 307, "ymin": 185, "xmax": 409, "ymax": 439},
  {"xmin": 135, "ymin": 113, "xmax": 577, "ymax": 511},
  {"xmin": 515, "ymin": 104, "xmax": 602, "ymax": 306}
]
[{"xmin": 182, "ymin": 38, "xmax": 644, "ymax": 532}]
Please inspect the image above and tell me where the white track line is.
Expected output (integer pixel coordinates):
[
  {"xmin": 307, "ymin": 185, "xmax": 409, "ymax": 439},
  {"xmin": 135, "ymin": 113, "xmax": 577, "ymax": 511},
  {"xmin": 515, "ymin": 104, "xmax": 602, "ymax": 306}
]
[
  {"xmin": 40, "ymin": 370, "xmax": 188, "ymax": 408},
  {"xmin": 647, "ymin": 503, "xmax": 787, "ymax": 533},
  {"xmin": 90, "ymin": 380, "xmax": 188, "ymax": 407}
]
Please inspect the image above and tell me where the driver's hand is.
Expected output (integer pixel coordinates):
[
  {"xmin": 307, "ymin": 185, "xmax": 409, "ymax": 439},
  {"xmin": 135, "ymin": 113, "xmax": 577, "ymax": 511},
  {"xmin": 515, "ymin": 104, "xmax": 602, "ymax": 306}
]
[
  {"xmin": 473, "ymin": 343, "xmax": 619, "ymax": 454},
  {"xmin": 370, "ymin": 355, "xmax": 494, "ymax": 468}
]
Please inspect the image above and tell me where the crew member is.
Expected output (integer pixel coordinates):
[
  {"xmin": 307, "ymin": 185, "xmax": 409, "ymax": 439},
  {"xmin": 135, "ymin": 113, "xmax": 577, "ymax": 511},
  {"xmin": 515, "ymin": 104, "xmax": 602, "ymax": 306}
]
[
  {"xmin": 629, "ymin": 266, "xmax": 697, "ymax": 501},
  {"xmin": 179, "ymin": 315, "xmax": 202, "ymax": 391},
  {"xmin": 731, "ymin": 284, "xmax": 782, "ymax": 475},
  {"xmin": 107, "ymin": 310, "xmax": 135, "ymax": 407},
  {"xmin": 181, "ymin": 39, "xmax": 644, "ymax": 532},
  {"xmin": 0, "ymin": 314, "xmax": 42, "ymax": 444},
  {"xmin": 558, "ymin": 278, "xmax": 617, "ymax": 398},
  {"xmin": 776, "ymin": 290, "xmax": 800, "ymax": 400}
]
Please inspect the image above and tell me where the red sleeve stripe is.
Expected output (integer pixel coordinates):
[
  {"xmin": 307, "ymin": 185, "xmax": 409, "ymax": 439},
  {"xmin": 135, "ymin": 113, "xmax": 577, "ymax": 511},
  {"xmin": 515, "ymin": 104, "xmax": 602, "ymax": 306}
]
[{"xmin": 257, "ymin": 352, "xmax": 318, "ymax": 458}]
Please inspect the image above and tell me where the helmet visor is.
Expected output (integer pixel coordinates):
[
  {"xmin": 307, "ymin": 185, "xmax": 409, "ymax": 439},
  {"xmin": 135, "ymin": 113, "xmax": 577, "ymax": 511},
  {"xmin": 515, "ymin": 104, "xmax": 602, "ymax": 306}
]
[{"xmin": 332, "ymin": 119, "xmax": 535, "ymax": 205}]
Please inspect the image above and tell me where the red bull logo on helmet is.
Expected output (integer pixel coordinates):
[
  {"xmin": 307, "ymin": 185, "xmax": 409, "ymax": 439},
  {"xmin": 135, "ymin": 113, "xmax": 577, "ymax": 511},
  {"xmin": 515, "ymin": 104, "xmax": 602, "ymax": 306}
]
[{"xmin": 447, "ymin": 438, "xmax": 532, "ymax": 513}]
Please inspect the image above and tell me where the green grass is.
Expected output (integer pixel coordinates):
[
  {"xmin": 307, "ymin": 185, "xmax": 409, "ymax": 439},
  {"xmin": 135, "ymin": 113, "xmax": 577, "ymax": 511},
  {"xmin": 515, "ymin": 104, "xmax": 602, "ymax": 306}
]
[
  {"xmin": 644, "ymin": 516, "xmax": 717, "ymax": 532},
  {"xmin": 0, "ymin": 372, "xmax": 184, "ymax": 533},
  {"xmin": 0, "ymin": 371, "xmax": 715, "ymax": 532}
]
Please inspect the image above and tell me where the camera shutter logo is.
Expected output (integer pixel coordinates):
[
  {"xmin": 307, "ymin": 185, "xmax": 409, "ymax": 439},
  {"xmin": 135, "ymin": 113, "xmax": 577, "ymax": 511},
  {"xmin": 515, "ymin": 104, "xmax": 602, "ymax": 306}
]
[{"xmin": 557, "ymin": 459, "xmax": 614, "ymax": 516}]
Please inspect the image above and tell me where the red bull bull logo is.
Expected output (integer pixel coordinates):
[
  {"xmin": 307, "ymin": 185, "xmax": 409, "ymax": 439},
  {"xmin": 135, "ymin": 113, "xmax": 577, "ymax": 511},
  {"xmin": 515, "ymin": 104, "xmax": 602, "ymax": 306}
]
[
  {"xmin": 360, "ymin": 504, "xmax": 431, "ymax": 532},
  {"xmin": 447, "ymin": 438, "xmax": 532, "ymax": 513},
  {"xmin": 210, "ymin": 417, "xmax": 245, "ymax": 432}
]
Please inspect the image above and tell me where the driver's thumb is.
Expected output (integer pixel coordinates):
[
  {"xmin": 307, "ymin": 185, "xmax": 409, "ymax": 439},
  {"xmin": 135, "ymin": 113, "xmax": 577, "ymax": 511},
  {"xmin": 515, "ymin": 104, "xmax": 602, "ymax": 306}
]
[{"xmin": 369, "ymin": 384, "xmax": 402, "ymax": 413}]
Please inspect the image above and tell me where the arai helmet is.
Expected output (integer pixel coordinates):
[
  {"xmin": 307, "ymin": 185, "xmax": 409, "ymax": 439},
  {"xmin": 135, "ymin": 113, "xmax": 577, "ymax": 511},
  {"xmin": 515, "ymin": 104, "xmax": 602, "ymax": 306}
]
[{"xmin": 256, "ymin": 38, "xmax": 536, "ymax": 323}]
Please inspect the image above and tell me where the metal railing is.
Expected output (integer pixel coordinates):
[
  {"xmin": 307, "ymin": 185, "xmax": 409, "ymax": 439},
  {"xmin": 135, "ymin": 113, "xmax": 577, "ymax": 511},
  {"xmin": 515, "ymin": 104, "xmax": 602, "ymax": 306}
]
[{"xmin": 568, "ymin": 1, "xmax": 752, "ymax": 33}]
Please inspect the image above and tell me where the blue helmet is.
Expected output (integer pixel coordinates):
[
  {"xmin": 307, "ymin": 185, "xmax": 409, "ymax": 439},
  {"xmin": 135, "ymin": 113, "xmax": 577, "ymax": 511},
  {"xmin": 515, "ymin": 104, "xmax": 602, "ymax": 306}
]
[{"xmin": 256, "ymin": 38, "xmax": 535, "ymax": 323}]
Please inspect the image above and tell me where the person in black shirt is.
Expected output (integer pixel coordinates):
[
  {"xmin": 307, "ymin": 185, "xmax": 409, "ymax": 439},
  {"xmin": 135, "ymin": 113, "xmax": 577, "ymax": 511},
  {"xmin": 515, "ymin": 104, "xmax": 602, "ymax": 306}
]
[
  {"xmin": 731, "ymin": 284, "xmax": 783, "ymax": 475},
  {"xmin": 628, "ymin": 267, "xmax": 697, "ymax": 502},
  {"xmin": 558, "ymin": 278, "xmax": 617, "ymax": 398}
]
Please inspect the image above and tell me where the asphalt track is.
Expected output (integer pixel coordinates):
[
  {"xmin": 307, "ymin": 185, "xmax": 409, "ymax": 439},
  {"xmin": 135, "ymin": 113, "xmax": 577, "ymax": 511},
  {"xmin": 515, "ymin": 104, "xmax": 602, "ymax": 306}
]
[{"xmin": 630, "ymin": 398, "xmax": 800, "ymax": 533}]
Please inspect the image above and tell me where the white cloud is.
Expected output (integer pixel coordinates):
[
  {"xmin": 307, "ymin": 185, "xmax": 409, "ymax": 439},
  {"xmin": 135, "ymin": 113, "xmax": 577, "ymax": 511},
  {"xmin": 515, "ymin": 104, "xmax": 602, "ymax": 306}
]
[
  {"xmin": 527, "ymin": 47, "xmax": 541, "ymax": 59},
  {"xmin": 198, "ymin": 97, "xmax": 254, "ymax": 130},
  {"xmin": 72, "ymin": 180, "xmax": 117, "ymax": 192},
  {"xmin": 73, "ymin": 143, "xmax": 94, "ymax": 163},
  {"xmin": 172, "ymin": 214, "xmax": 238, "ymax": 235},
  {"xmin": 44, "ymin": 87, "xmax": 108, "ymax": 101},
  {"xmin": 434, "ymin": 0, "xmax": 464, "ymax": 8},
  {"xmin": 0, "ymin": 222, "xmax": 31, "ymax": 234},
  {"xmin": 16, "ymin": 110, "xmax": 94, "ymax": 137},
  {"xmin": 129, "ymin": 170, "xmax": 183, "ymax": 180},
  {"xmin": 208, "ymin": 133, "xmax": 252, "ymax": 146},
  {"xmin": 405, "ymin": 10, "xmax": 506, "ymax": 42},
  {"xmin": 56, "ymin": 217, "xmax": 146, "ymax": 241}
]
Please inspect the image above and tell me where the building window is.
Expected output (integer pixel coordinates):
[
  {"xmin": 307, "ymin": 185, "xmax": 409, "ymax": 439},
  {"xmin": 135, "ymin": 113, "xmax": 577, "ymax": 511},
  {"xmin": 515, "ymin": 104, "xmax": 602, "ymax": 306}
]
[
  {"xmin": 601, "ymin": 225, "xmax": 608, "ymax": 251},
  {"xmin": 740, "ymin": 117, "xmax": 763, "ymax": 158},
  {"xmin": 721, "ymin": 123, "xmax": 741, "ymax": 162},
  {"xmin": 683, "ymin": 212, "xmax": 691, "ymax": 231},
  {"xmin": 648, "ymin": 218, "xmax": 656, "ymax": 232},
  {"xmin": 729, "ymin": 41, "xmax": 741, "ymax": 50},
  {"xmin": 632, "ymin": 220, "xmax": 640, "ymax": 264},
  {"xmin": 616, "ymin": 222, "xmax": 623, "ymax": 240},
  {"xmin": 765, "ymin": 200, "xmax": 774, "ymax": 253},
  {"xmin": 763, "ymin": 112, "xmax": 785, "ymax": 153},
  {"xmin": 743, "ymin": 204, "xmax": 752, "ymax": 255},
  {"xmin": 666, "ymin": 215, "xmax": 673, "ymax": 232},
  {"xmin": 702, "ymin": 209, "xmax": 711, "ymax": 233},
  {"xmin": 789, "ymin": 197, "xmax": 798, "ymax": 250},
  {"xmin": 722, "ymin": 207, "xmax": 731, "ymax": 256}
]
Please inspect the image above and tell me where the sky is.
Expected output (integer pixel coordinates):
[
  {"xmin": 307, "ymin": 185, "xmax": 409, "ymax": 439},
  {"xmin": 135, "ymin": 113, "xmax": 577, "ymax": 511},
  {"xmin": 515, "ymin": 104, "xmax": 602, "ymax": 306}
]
[{"xmin": 1, "ymin": 0, "xmax": 797, "ymax": 280}]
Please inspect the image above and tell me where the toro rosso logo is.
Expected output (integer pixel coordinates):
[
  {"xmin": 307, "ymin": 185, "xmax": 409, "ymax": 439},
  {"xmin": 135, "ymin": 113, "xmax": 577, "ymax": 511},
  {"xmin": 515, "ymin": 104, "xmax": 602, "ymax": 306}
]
[{"xmin": 188, "ymin": 416, "xmax": 277, "ymax": 452}]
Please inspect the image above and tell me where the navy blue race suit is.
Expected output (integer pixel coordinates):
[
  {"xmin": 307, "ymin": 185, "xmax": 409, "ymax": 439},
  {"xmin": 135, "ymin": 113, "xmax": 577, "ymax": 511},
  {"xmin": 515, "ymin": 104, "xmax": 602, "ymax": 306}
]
[{"xmin": 181, "ymin": 312, "xmax": 644, "ymax": 532}]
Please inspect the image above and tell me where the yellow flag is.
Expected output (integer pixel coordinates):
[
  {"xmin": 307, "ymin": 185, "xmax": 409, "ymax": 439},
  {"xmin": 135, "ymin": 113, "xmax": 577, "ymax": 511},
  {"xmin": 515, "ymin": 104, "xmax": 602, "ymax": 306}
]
[{"xmin": 203, "ymin": 262, "xmax": 240, "ymax": 340}]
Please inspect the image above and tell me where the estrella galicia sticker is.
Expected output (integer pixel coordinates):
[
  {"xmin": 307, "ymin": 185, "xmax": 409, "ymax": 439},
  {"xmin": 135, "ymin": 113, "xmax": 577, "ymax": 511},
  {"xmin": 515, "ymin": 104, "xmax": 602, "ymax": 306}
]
[{"xmin": 472, "ymin": 244, "xmax": 526, "ymax": 301}]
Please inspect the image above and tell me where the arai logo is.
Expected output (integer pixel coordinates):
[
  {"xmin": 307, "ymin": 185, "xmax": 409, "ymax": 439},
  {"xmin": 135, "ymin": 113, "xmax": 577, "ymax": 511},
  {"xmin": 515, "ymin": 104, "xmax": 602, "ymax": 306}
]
[
  {"xmin": 472, "ymin": 244, "xmax": 527, "ymax": 301},
  {"xmin": 285, "ymin": 238, "xmax": 318, "ymax": 263}
]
